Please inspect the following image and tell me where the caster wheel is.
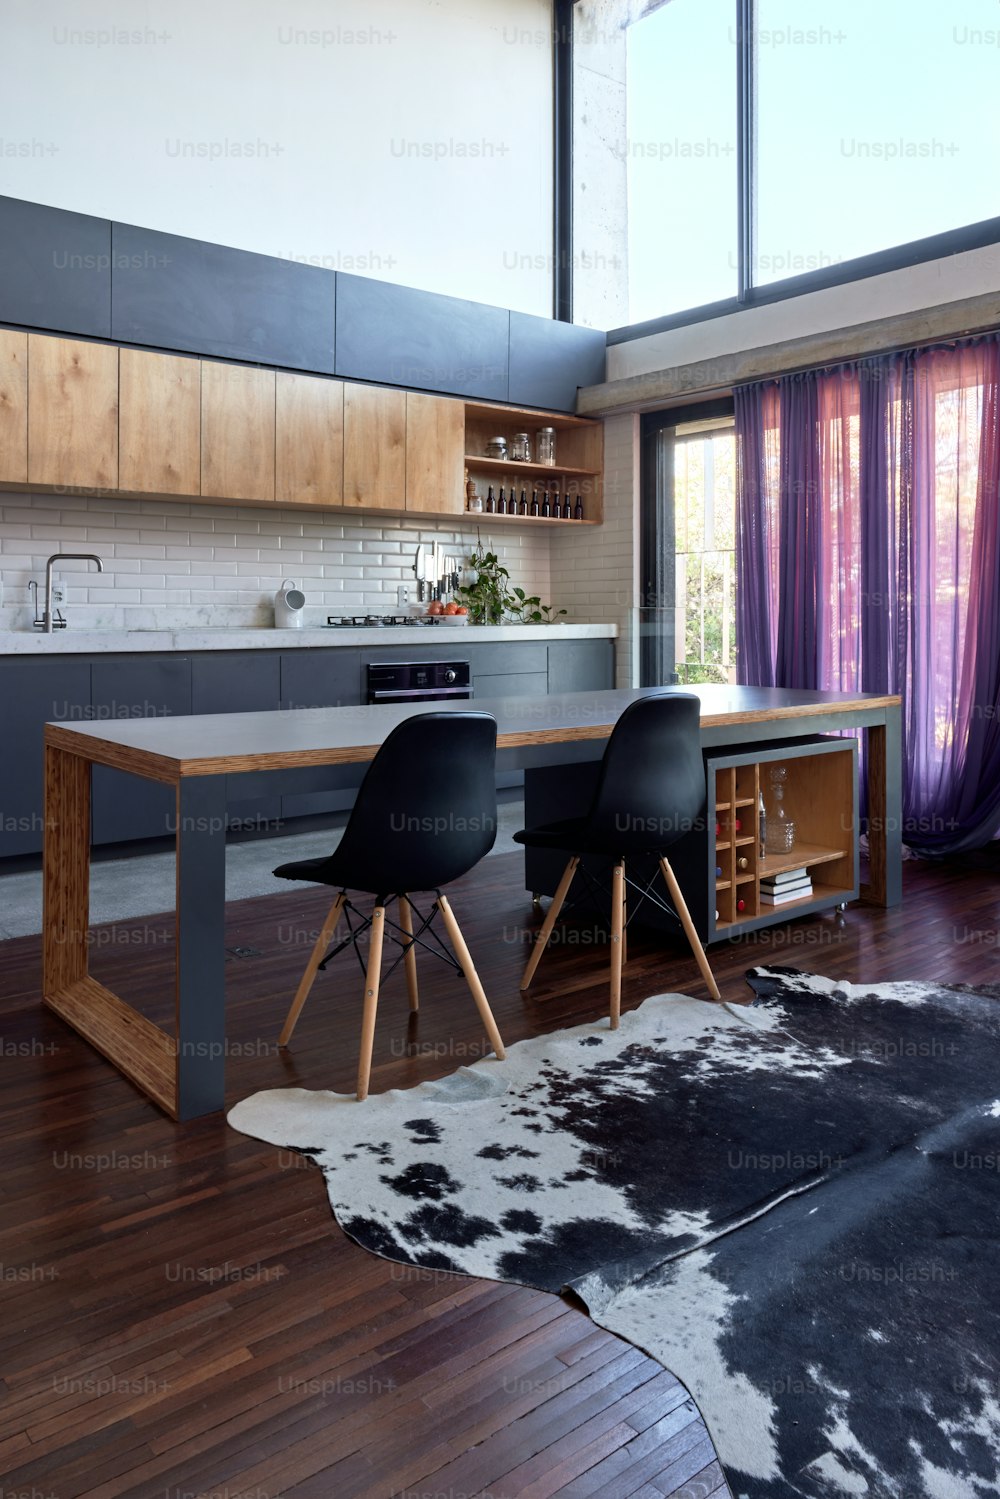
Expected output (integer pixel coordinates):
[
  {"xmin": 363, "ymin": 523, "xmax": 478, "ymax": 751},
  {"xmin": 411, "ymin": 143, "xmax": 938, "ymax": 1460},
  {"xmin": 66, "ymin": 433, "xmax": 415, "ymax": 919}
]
[{"xmin": 532, "ymin": 892, "xmax": 543, "ymax": 912}]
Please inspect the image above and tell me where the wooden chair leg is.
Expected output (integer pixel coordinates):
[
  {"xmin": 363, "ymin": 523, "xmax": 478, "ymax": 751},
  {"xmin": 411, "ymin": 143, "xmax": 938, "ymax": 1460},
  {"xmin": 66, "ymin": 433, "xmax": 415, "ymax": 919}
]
[
  {"xmin": 610, "ymin": 860, "xmax": 625, "ymax": 1029},
  {"xmin": 356, "ymin": 903, "xmax": 386, "ymax": 1101},
  {"xmin": 621, "ymin": 886, "xmax": 628, "ymax": 967},
  {"xmin": 436, "ymin": 895, "xmax": 506, "ymax": 1061},
  {"xmin": 519, "ymin": 855, "xmax": 580, "ymax": 991},
  {"xmin": 398, "ymin": 895, "xmax": 420, "ymax": 1012},
  {"xmin": 659, "ymin": 857, "xmax": 722, "ymax": 1001},
  {"xmin": 278, "ymin": 892, "xmax": 345, "ymax": 1047}
]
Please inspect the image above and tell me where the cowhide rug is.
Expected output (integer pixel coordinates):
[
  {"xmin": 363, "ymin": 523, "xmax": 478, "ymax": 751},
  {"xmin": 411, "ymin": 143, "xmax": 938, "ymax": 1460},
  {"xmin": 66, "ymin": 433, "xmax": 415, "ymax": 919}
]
[{"xmin": 228, "ymin": 967, "xmax": 1000, "ymax": 1499}]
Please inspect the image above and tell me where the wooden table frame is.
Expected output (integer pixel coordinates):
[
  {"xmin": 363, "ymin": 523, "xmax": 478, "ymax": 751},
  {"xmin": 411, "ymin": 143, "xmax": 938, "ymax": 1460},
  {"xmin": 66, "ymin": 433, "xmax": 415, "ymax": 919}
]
[{"xmin": 42, "ymin": 686, "xmax": 902, "ymax": 1119}]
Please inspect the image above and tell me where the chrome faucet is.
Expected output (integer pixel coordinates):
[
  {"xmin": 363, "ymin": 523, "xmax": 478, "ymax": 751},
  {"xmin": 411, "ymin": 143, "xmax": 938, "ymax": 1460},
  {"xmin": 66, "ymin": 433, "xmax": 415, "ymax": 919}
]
[{"xmin": 31, "ymin": 553, "xmax": 105, "ymax": 633}]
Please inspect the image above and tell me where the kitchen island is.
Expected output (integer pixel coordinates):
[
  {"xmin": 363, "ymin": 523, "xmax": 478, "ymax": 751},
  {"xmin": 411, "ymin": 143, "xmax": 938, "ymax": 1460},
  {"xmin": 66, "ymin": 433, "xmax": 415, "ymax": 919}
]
[{"xmin": 42, "ymin": 685, "xmax": 901, "ymax": 1119}]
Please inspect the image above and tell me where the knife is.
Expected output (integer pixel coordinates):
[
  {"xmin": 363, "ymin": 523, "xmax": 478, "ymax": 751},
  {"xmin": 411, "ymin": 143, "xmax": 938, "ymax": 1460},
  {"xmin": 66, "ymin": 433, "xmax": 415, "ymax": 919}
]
[{"xmin": 413, "ymin": 545, "xmax": 425, "ymax": 603}]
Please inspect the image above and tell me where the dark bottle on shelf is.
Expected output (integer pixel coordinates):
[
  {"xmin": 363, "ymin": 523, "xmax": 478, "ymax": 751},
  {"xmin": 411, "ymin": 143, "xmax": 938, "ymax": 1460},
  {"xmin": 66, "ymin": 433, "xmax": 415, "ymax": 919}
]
[
  {"xmin": 551, "ymin": 493, "xmax": 561, "ymax": 518},
  {"xmin": 562, "ymin": 492, "xmax": 573, "ymax": 518},
  {"xmin": 485, "ymin": 485, "xmax": 495, "ymax": 514},
  {"xmin": 530, "ymin": 488, "xmax": 540, "ymax": 517},
  {"xmin": 574, "ymin": 493, "xmax": 584, "ymax": 520},
  {"xmin": 541, "ymin": 490, "xmax": 551, "ymax": 518},
  {"xmin": 498, "ymin": 486, "xmax": 507, "ymax": 515},
  {"xmin": 519, "ymin": 488, "xmax": 528, "ymax": 515}
]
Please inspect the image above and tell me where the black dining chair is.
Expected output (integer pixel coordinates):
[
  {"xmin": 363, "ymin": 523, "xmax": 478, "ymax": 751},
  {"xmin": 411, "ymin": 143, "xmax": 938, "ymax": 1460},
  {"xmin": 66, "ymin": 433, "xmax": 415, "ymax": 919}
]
[
  {"xmin": 514, "ymin": 693, "xmax": 721, "ymax": 1024},
  {"xmin": 274, "ymin": 711, "xmax": 506, "ymax": 1100}
]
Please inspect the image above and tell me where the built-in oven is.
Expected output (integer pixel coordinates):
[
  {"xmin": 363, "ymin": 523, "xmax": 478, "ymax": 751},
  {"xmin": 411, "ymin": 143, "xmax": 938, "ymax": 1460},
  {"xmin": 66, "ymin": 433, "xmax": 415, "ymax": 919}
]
[{"xmin": 366, "ymin": 660, "xmax": 472, "ymax": 705}]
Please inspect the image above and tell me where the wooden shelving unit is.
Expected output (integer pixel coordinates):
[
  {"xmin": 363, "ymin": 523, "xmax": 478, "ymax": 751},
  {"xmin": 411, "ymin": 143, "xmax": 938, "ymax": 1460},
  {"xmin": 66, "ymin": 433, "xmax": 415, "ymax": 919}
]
[
  {"xmin": 701, "ymin": 737, "xmax": 859, "ymax": 939},
  {"xmin": 461, "ymin": 399, "xmax": 604, "ymax": 526}
]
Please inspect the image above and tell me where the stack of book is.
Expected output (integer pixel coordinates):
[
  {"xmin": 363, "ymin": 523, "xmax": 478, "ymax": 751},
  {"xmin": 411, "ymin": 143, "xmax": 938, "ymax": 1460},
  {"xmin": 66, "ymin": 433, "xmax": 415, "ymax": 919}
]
[{"xmin": 760, "ymin": 867, "xmax": 812, "ymax": 905}]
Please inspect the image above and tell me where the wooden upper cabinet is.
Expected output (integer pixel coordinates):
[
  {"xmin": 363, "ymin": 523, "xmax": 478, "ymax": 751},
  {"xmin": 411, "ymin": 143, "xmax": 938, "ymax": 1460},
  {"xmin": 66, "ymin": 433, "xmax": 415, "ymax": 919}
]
[
  {"xmin": 405, "ymin": 393, "xmax": 465, "ymax": 514},
  {"xmin": 27, "ymin": 334, "xmax": 118, "ymax": 490},
  {"xmin": 343, "ymin": 383, "xmax": 406, "ymax": 509},
  {"xmin": 0, "ymin": 330, "xmax": 28, "ymax": 484},
  {"xmin": 201, "ymin": 361, "xmax": 276, "ymax": 502},
  {"xmin": 275, "ymin": 373, "xmax": 344, "ymax": 506},
  {"xmin": 119, "ymin": 349, "xmax": 201, "ymax": 496}
]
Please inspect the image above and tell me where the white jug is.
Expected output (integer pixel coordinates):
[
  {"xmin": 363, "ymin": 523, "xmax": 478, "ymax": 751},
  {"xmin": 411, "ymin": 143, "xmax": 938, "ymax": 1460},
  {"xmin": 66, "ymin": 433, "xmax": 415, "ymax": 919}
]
[{"xmin": 274, "ymin": 579, "xmax": 306, "ymax": 629}]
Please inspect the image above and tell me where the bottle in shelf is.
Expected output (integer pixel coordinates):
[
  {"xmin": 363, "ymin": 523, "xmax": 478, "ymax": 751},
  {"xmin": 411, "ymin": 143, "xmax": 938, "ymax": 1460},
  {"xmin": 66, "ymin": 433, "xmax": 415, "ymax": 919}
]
[
  {"xmin": 541, "ymin": 490, "xmax": 551, "ymax": 518},
  {"xmin": 519, "ymin": 488, "xmax": 528, "ymax": 515},
  {"xmin": 737, "ymin": 856, "xmax": 750, "ymax": 871},
  {"xmin": 574, "ymin": 494, "xmax": 583, "ymax": 520},
  {"xmin": 562, "ymin": 492, "xmax": 572, "ymax": 518},
  {"xmin": 737, "ymin": 897, "xmax": 746, "ymax": 913},
  {"xmin": 530, "ymin": 488, "xmax": 540, "ymax": 517},
  {"xmin": 551, "ymin": 493, "xmax": 562, "ymax": 518},
  {"xmin": 758, "ymin": 790, "xmax": 766, "ymax": 857},
  {"xmin": 498, "ymin": 486, "xmax": 507, "ymax": 515},
  {"xmin": 485, "ymin": 485, "xmax": 496, "ymax": 514}
]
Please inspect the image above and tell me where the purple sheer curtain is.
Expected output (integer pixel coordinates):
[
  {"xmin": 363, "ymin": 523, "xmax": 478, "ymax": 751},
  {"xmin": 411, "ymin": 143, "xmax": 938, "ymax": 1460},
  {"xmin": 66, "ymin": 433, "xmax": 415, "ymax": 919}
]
[{"xmin": 735, "ymin": 334, "xmax": 1000, "ymax": 855}]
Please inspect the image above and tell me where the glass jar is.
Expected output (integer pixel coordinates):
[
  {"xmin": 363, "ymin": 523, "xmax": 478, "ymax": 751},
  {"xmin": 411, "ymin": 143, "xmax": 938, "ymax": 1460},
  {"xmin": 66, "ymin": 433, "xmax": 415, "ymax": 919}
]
[
  {"xmin": 536, "ymin": 427, "xmax": 556, "ymax": 466},
  {"xmin": 485, "ymin": 436, "xmax": 507, "ymax": 461},
  {"xmin": 511, "ymin": 432, "xmax": 531, "ymax": 462},
  {"xmin": 764, "ymin": 765, "xmax": 796, "ymax": 853}
]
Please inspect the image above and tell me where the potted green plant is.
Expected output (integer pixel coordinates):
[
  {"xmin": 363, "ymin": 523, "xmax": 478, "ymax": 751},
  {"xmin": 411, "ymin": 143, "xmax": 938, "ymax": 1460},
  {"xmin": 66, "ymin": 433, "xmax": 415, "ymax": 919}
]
[{"xmin": 456, "ymin": 545, "xmax": 566, "ymax": 625}]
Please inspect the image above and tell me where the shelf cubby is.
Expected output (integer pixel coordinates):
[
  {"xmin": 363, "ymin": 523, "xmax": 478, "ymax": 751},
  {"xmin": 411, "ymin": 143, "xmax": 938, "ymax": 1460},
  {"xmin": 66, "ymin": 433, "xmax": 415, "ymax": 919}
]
[{"xmin": 674, "ymin": 735, "xmax": 859, "ymax": 942}]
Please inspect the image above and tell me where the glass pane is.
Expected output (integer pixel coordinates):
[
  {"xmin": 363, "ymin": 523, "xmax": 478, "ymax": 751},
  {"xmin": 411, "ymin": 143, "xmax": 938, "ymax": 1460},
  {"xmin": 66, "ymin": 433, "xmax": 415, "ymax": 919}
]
[
  {"xmin": 672, "ymin": 430, "xmax": 737, "ymax": 684},
  {"xmin": 625, "ymin": 0, "xmax": 739, "ymax": 322},
  {"xmin": 756, "ymin": 0, "xmax": 1000, "ymax": 284}
]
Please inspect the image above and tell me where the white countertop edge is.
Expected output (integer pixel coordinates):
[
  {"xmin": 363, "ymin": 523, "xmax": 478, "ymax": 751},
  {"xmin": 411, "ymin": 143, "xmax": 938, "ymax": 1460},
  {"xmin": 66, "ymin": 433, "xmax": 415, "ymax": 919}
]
[{"xmin": 0, "ymin": 622, "xmax": 617, "ymax": 655}]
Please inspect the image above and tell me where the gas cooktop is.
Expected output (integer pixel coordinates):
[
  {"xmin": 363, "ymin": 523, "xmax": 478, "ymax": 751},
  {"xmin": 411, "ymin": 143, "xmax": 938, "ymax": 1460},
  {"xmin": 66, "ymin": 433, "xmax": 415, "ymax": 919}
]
[{"xmin": 323, "ymin": 614, "xmax": 450, "ymax": 629}]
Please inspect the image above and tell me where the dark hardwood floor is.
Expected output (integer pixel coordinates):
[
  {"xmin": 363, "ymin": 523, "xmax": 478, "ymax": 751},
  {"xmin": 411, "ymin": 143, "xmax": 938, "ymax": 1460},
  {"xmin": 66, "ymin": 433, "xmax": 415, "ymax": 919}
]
[{"xmin": 1, "ymin": 846, "xmax": 996, "ymax": 1498}]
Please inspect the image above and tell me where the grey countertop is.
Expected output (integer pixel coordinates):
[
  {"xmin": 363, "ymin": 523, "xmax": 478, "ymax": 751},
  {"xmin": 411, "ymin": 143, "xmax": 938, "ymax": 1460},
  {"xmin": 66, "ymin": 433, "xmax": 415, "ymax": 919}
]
[{"xmin": 0, "ymin": 622, "xmax": 617, "ymax": 655}]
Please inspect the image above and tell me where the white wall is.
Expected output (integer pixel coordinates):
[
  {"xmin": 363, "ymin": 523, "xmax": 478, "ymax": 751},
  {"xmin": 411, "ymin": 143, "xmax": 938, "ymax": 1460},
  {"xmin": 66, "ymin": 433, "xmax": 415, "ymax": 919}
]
[
  {"xmin": 550, "ymin": 412, "xmax": 638, "ymax": 686},
  {"xmin": 607, "ymin": 241, "xmax": 1000, "ymax": 381},
  {"xmin": 1, "ymin": 0, "xmax": 555, "ymax": 315}
]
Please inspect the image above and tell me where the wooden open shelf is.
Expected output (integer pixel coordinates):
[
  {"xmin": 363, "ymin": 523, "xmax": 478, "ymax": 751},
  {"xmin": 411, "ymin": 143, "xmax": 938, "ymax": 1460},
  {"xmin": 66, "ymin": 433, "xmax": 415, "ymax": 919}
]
[
  {"xmin": 463, "ymin": 399, "xmax": 603, "ymax": 525},
  {"xmin": 700, "ymin": 738, "xmax": 859, "ymax": 938}
]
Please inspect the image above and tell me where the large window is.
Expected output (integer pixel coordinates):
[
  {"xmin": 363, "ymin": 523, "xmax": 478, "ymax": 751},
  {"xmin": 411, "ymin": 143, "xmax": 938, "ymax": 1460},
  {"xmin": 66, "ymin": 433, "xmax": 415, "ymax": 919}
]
[
  {"xmin": 572, "ymin": 0, "xmax": 1000, "ymax": 331},
  {"xmin": 625, "ymin": 0, "xmax": 737, "ymax": 323}
]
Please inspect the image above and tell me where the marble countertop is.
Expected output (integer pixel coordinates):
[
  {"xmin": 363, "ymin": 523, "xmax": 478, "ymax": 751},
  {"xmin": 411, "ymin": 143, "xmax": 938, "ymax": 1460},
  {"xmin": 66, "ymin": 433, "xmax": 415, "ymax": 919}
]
[{"xmin": 0, "ymin": 622, "xmax": 616, "ymax": 655}]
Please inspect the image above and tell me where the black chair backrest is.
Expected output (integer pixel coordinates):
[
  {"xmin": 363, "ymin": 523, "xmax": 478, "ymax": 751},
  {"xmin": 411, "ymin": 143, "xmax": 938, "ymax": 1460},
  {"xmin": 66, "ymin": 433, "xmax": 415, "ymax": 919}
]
[
  {"xmin": 585, "ymin": 693, "xmax": 706, "ymax": 855},
  {"xmin": 332, "ymin": 711, "xmax": 498, "ymax": 894}
]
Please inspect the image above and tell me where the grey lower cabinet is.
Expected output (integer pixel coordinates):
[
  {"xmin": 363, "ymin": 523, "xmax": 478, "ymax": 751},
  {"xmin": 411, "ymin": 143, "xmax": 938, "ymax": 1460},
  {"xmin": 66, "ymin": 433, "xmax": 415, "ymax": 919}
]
[
  {"xmin": 192, "ymin": 654, "xmax": 282, "ymax": 828},
  {"xmin": 547, "ymin": 639, "xmax": 614, "ymax": 694},
  {"xmin": 278, "ymin": 649, "xmax": 364, "ymax": 820},
  {"xmin": 0, "ymin": 656, "xmax": 92, "ymax": 857},
  {"xmin": 91, "ymin": 658, "xmax": 193, "ymax": 845},
  {"xmin": 0, "ymin": 636, "xmax": 615, "ymax": 860}
]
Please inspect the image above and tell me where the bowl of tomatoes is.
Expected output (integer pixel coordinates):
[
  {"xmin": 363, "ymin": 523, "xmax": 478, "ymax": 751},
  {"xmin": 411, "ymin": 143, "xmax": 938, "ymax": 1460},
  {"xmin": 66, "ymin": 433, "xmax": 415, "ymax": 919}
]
[{"xmin": 426, "ymin": 601, "xmax": 470, "ymax": 625}]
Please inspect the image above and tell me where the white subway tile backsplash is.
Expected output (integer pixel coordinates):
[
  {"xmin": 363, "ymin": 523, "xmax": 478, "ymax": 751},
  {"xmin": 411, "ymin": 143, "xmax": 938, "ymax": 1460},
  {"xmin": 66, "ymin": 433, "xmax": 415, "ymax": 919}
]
[{"xmin": 0, "ymin": 492, "xmax": 554, "ymax": 630}]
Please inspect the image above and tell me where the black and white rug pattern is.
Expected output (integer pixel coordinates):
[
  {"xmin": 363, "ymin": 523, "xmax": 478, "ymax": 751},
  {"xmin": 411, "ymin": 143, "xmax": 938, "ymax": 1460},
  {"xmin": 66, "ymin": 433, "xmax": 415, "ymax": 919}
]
[{"xmin": 229, "ymin": 968, "xmax": 1000, "ymax": 1498}]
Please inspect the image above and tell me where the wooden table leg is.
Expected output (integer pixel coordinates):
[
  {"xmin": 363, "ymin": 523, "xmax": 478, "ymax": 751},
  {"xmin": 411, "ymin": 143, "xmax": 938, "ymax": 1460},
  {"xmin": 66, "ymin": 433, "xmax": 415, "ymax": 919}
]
[
  {"xmin": 42, "ymin": 744, "xmax": 91, "ymax": 995},
  {"xmin": 42, "ymin": 743, "xmax": 180, "ymax": 1118}
]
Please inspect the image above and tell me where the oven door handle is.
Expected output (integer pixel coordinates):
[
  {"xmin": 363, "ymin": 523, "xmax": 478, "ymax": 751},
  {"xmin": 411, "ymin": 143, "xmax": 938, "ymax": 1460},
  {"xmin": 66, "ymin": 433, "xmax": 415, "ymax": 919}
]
[{"xmin": 369, "ymin": 686, "xmax": 474, "ymax": 701}]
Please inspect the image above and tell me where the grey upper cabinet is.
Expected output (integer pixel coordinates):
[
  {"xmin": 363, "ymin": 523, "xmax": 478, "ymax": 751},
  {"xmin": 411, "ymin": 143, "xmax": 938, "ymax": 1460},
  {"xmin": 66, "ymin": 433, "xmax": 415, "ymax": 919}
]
[
  {"xmin": 0, "ymin": 657, "xmax": 92, "ymax": 858},
  {"xmin": 508, "ymin": 312, "xmax": 607, "ymax": 412},
  {"xmin": 111, "ymin": 223, "xmax": 336, "ymax": 373},
  {"xmin": 91, "ymin": 657, "xmax": 193, "ymax": 846},
  {"xmin": 0, "ymin": 196, "xmax": 112, "ymax": 339},
  {"xmin": 335, "ymin": 274, "xmax": 509, "ymax": 401}
]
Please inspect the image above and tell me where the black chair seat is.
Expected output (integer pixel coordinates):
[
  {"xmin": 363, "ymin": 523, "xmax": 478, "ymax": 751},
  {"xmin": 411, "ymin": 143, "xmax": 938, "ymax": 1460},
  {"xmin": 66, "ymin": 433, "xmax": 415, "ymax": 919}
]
[{"xmin": 514, "ymin": 818, "xmax": 614, "ymax": 856}]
